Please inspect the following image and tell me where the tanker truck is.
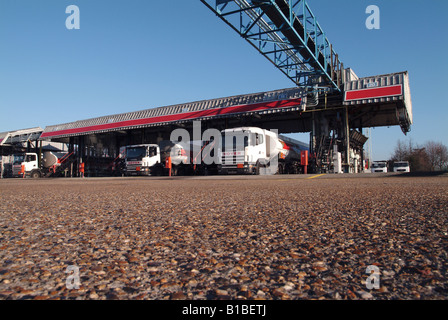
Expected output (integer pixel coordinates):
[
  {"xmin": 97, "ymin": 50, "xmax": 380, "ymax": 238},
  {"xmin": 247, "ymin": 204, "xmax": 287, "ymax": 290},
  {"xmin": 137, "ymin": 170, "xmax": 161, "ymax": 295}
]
[
  {"xmin": 10, "ymin": 151, "xmax": 73, "ymax": 178},
  {"xmin": 124, "ymin": 141, "xmax": 189, "ymax": 176},
  {"xmin": 219, "ymin": 127, "xmax": 308, "ymax": 175},
  {"xmin": 124, "ymin": 140, "xmax": 218, "ymax": 176}
]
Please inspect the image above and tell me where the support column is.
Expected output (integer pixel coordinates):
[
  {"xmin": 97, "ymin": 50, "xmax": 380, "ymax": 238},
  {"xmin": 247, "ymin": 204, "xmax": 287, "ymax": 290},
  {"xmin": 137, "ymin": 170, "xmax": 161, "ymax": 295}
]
[
  {"xmin": 69, "ymin": 137, "xmax": 74, "ymax": 177},
  {"xmin": 359, "ymin": 126, "xmax": 364, "ymax": 173},
  {"xmin": 38, "ymin": 140, "xmax": 42, "ymax": 169},
  {"xmin": 344, "ymin": 106, "xmax": 350, "ymax": 173},
  {"xmin": 77, "ymin": 136, "xmax": 84, "ymax": 177},
  {"xmin": 310, "ymin": 111, "xmax": 316, "ymax": 155}
]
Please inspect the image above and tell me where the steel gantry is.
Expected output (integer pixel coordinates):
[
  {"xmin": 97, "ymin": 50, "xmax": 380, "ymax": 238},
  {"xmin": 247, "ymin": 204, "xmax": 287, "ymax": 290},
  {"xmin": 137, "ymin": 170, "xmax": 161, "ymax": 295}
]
[{"xmin": 200, "ymin": 0, "xmax": 344, "ymax": 91}]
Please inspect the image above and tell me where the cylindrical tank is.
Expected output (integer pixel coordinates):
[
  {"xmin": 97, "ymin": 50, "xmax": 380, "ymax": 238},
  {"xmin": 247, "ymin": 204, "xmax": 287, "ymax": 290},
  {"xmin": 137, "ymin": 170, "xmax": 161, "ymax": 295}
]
[
  {"xmin": 277, "ymin": 138, "xmax": 301, "ymax": 162},
  {"xmin": 42, "ymin": 151, "xmax": 67, "ymax": 168}
]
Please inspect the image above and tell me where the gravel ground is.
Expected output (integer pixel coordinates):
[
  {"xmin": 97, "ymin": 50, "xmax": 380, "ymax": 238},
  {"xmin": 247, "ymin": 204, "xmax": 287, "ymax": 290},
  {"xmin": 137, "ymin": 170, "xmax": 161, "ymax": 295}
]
[{"xmin": 0, "ymin": 174, "xmax": 447, "ymax": 300}]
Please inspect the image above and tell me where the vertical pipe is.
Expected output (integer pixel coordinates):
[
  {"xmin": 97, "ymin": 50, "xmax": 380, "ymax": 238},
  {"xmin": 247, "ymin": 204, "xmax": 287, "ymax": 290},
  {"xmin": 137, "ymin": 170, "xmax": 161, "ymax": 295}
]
[
  {"xmin": 69, "ymin": 137, "xmax": 74, "ymax": 177},
  {"xmin": 78, "ymin": 137, "xmax": 84, "ymax": 177},
  {"xmin": 360, "ymin": 127, "xmax": 364, "ymax": 173},
  {"xmin": 311, "ymin": 110, "xmax": 316, "ymax": 154},
  {"xmin": 310, "ymin": 110, "xmax": 317, "ymax": 172},
  {"xmin": 345, "ymin": 106, "xmax": 350, "ymax": 173},
  {"xmin": 38, "ymin": 140, "xmax": 42, "ymax": 169}
]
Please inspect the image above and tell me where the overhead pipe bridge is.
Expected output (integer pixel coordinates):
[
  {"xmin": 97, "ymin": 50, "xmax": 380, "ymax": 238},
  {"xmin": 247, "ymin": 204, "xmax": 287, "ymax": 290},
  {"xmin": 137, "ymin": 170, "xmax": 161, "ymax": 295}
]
[{"xmin": 200, "ymin": 0, "xmax": 343, "ymax": 90}]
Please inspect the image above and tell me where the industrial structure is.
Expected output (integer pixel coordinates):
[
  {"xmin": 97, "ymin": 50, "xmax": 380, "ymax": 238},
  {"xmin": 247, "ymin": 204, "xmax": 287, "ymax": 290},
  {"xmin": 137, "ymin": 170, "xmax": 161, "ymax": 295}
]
[{"xmin": 1, "ymin": 0, "xmax": 412, "ymax": 177}]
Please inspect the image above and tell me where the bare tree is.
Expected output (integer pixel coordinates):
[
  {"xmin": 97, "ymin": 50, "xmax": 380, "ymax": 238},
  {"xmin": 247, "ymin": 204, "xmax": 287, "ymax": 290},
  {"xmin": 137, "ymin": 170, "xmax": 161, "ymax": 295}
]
[
  {"xmin": 408, "ymin": 147, "xmax": 430, "ymax": 172},
  {"xmin": 390, "ymin": 139, "xmax": 409, "ymax": 161},
  {"xmin": 425, "ymin": 141, "xmax": 448, "ymax": 171},
  {"xmin": 390, "ymin": 139, "xmax": 448, "ymax": 172}
]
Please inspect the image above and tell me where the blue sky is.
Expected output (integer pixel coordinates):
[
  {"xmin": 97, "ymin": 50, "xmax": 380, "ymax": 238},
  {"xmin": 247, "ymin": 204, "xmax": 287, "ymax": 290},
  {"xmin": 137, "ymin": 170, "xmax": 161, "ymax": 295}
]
[{"xmin": 1, "ymin": 0, "xmax": 447, "ymax": 160}]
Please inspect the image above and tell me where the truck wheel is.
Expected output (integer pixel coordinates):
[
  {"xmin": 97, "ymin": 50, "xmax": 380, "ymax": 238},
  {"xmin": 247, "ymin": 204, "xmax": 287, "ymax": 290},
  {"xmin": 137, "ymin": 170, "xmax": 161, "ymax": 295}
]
[
  {"xmin": 31, "ymin": 170, "xmax": 41, "ymax": 179},
  {"xmin": 177, "ymin": 165, "xmax": 185, "ymax": 176},
  {"xmin": 153, "ymin": 166, "xmax": 163, "ymax": 176},
  {"xmin": 277, "ymin": 163, "xmax": 284, "ymax": 175},
  {"xmin": 255, "ymin": 162, "xmax": 261, "ymax": 175}
]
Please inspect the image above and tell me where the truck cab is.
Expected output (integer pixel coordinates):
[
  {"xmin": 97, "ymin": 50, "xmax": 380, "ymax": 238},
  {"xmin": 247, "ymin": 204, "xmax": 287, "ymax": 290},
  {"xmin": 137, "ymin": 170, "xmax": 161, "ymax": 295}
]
[
  {"xmin": 393, "ymin": 161, "xmax": 410, "ymax": 172},
  {"xmin": 125, "ymin": 144, "xmax": 161, "ymax": 176},
  {"xmin": 219, "ymin": 127, "xmax": 281, "ymax": 175},
  {"xmin": 12, "ymin": 153, "xmax": 40, "ymax": 178},
  {"xmin": 124, "ymin": 141, "xmax": 188, "ymax": 176},
  {"xmin": 371, "ymin": 161, "xmax": 388, "ymax": 173}
]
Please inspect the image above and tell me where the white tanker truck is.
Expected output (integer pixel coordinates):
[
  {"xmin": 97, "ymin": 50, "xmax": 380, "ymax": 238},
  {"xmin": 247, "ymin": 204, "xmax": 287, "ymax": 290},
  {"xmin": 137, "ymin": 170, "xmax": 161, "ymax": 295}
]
[
  {"xmin": 124, "ymin": 141, "xmax": 189, "ymax": 176},
  {"xmin": 219, "ymin": 127, "xmax": 308, "ymax": 175},
  {"xmin": 10, "ymin": 151, "xmax": 73, "ymax": 178},
  {"xmin": 124, "ymin": 140, "xmax": 218, "ymax": 176}
]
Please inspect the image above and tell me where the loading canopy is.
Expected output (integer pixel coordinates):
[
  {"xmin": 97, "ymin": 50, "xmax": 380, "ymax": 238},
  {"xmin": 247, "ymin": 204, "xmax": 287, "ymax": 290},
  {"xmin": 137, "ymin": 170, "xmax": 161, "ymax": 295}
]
[
  {"xmin": 40, "ymin": 88, "xmax": 307, "ymax": 140},
  {"xmin": 0, "ymin": 127, "xmax": 43, "ymax": 146},
  {"xmin": 37, "ymin": 72, "xmax": 413, "ymax": 143}
]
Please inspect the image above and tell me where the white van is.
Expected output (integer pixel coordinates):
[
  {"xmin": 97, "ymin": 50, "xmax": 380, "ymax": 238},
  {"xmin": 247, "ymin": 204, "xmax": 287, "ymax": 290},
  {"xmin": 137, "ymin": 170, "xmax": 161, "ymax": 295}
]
[
  {"xmin": 393, "ymin": 161, "xmax": 410, "ymax": 172},
  {"xmin": 371, "ymin": 161, "xmax": 388, "ymax": 173}
]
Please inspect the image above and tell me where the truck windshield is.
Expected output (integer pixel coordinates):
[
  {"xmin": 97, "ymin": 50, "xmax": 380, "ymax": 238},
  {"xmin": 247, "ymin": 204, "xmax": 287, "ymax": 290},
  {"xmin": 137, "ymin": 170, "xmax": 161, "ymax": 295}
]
[
  {"xmin": 394, "ymin": 162, "xmax": 408, "ymax": 167},
  {"xmin": 126, "ymin": 147, "xmax": 147, "ymax": 160},
  {"xmin": 13, "ymin": 154, "xmax": 25, "ymax": 164},
  {"xmin": 372, "ymin": 163, "xmax": 386, "ymax": 168},
  {"xmin": 221, "ymin": 133, "xmax": 249, "ymax": 152}
]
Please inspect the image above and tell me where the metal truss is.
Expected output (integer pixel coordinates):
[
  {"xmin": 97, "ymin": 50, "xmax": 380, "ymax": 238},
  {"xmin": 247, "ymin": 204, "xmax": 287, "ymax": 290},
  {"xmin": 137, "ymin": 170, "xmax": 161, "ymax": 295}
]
[{"xmin": 200, "ymin": 0, "xmax": 343, "ymax": 91}]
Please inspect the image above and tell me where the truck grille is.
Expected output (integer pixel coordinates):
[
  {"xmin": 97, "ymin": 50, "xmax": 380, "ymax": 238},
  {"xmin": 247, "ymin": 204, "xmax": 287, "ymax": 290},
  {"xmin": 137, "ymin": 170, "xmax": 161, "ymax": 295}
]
[{"xmin": 221, "ymin": 151, "xmax": 245, "ymax": 165}]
